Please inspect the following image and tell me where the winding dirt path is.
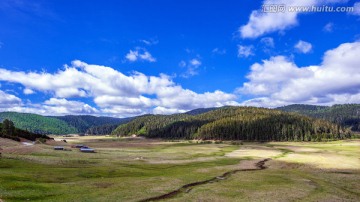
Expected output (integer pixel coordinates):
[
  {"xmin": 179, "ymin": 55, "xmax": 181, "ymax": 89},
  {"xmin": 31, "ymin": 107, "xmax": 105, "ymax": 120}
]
[{"xmin": 138, "ymin": 158, "xmax": 271, "ymax": 202}]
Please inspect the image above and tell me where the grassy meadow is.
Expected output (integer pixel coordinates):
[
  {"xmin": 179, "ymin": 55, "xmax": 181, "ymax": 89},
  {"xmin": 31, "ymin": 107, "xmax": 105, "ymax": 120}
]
[{"xmin": 0, "ymin": 136, "xmax": 359, "ymax": 201}]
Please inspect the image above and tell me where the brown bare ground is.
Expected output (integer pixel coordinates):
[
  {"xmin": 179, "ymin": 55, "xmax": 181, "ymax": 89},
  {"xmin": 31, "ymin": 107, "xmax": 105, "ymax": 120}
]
[
  {"xmin": 52, "ymin": 136, "xmax": 162, "ymax": 148},
  {"xmin": 237, "ymin": 159, "xmax": 264, "ymax": 169},
  {"xmin": 85, "ymin": 141, "xmax": 157, "ymax": 148},
  {"xmin": 44, "ymin": 139, "xmax": 68, "ymax": 146},
  {"xmin": 0, "ymin": 138, "xmax": 42, "ymax": 155},
  {"xmin": 2, "ymin": 145, "xmax": 41, "ymax": 155},
  {"xmin": 0, "ymin": 137, "xmax": 21, "ymax": 147}
]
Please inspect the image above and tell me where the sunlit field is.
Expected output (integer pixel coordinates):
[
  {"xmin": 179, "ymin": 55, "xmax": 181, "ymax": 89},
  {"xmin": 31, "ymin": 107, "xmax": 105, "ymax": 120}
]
[{"xmin": 0, "ymin": 136, "xmax": 359, "ymax": 201}]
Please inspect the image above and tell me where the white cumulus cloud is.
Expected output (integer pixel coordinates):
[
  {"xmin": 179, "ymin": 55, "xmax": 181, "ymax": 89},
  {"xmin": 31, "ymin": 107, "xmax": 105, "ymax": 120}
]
[
  {"xmin": 0, "ymin": 60, "xmax": 238, "ymax": 116},
  {"xmin": 239, "ymin": 0, "xmax": 348, "ymax": 38},
  {"xmin": 294, "ymin": 40, "xmax": 313, "ymax": 53},
  {"xmin": 0, "ymin": 97, "xmax": 99, "ymax": 116},
  {"xmin": 43, "ymin": 98, "xmax": 99, "ymax": 115},
  {"xmin": 237, "ymin": 41, "xmax": 360, "ymax": 107},
  {"xmin": 0, "ymin": 90, "xmax": 22, "ymax": 108},
  {"xmin": 153, "ymin": 106, "xmax": 187, "ymax": 115},
  {"xmin": 23, "ymin": 88, "xmax": 35, "ymax": 95},
  {"xmin": 125, "ymin": 48, "xmax": 156, "ymax": 62}
]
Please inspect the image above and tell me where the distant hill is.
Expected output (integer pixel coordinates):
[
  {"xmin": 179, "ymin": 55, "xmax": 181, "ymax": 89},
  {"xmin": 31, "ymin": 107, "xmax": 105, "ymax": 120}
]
[
  {"xmin": 185, "ymin": 107, "xmax": 217, "ymax": 115},
  {"xmin": 277, "ymin": 104, "xmax": 360, "ymax": 131},
  {"xmin": 0, "ymin": 112, "xmax": 130, "ymax": 135},
  {"xmin": 277, "ymin": 104, "xmax": 328, "ymax": 112},
  {"xmin": 3, "ymin": 104, "xmax": 358, "ymax": 137},
  {"xmin": 0, "ymin": 112, "xmax": 77, "ymax": 134},
  {"xmin": 112, "ymin": 106, "xmax": 351, "ymax": 141},
  {"xmin": 112, "ymin": 113, "xmax": 191, "ymax": 137},
  {"xmin": 0, "ymin": 120, "xmax": 51, "ymax": 141},
  {"xmin": 50, "ymin": 115, "xmax": 129, "ymax": 133},
  {"xmin": 85, "ymin": 117, "xmax": 134, "ymax": 135}
]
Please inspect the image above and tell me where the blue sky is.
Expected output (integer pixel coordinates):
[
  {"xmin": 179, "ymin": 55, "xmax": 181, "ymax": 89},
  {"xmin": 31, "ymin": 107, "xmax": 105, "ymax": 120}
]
[{"xmin": 0, "ymin": 0, "xmax": 360, "ymax": 117}]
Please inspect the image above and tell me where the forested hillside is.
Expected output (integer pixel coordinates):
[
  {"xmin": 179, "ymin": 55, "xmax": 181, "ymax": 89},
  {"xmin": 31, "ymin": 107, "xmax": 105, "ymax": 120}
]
[
  {"xmin": 185, "ymin": 107, "xmax": 217, "ymax": 115},
  {"xmin": 112, "ymin": 114, "xmax": 191, "ymax": 137},
  {"xmin": 51, "ymin": 115, "xmax": 128, "ymax": 133},
  {"xmin": 0, "ymin": 119, "xmax": 51, "ymax": 141},
  {"xmin": 86, "ymin": 117, "xmax": 133, "ymax": 135},
  {"xmin": 0, "ymin": 112, "xmax": 130, "ymax": 135},
  {"xmin": 0, "ymin": 112, "xmax": 77, "ymax": 134},
  {"xmin": 2, "ymin": 104, "xmax": 358, "ymax": 137},
  {"xmin": 112, "ymin": 107, "xmax": 351, "ymax": 141},
  {"xmin": 277, "ymin": 104, "xmax": 360, "ymax": 131}
]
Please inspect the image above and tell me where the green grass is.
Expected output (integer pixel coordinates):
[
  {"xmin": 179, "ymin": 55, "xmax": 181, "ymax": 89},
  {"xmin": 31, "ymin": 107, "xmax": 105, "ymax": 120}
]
[{"xmin": 0, "ymin": 137, "xmax": 359, "ymax": 201}]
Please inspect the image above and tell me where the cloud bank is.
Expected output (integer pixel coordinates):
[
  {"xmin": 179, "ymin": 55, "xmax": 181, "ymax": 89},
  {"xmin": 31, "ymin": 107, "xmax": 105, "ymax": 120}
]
[
  {"xmin": 0, "ymin": 61, "xmax": 238, "ymax": 116},
  {"xmin": 238, "ymin": 41, "xmax": 360, "ymax": 107},
  {"xmin": 1, "ymin": 41, "xmax": 359, "ymax": 116}
]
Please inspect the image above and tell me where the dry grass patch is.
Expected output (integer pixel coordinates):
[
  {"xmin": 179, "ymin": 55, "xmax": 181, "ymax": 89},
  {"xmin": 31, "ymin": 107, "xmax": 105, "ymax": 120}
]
[
  {"xmin": 2, "ymin": 145, "xmax": 41, "ymax": 155},
  {"xmin": 271, "ymin": 140, "xmax": 360, "ymax": 170},
  {"xmin": 0, "ymin": 137, "xmax": 21, "ymax": 147},
  {"xmin": 279, "ymin": 153, "xmax": 360, "ymax": 170},
  {"xmin": 1, "ymin": 137, "xmax": 359, "ymax": 201},
  {"xmin": 225, "ymin": 147, "xmax": 282, "ymax": 159}
]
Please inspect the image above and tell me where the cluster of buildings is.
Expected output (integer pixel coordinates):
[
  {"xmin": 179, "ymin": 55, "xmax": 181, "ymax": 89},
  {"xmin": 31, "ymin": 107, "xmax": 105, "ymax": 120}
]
[{"xmin": 53, "ymin": 144, "xmax": 95, "ymax": 153}]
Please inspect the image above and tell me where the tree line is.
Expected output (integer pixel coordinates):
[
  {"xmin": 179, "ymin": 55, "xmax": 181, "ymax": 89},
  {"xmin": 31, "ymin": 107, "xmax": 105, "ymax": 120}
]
[
  {"xmin": 112, "ymin": 107, "xmax": 352, "ymax": 141},
  {"xmin": 0, "ymin": 119, "xmax": 51, "ymax": 141},
  {"xmin": 277, "ymin": 104, "xmax": 360, "ymax": 131},
  {"xmin": 0, "ymin": 112, "xmax": 77, "ymax": 134},
  {"xmin": 0, "ymin": 112, "xmax": 131, "ymax": 135}
]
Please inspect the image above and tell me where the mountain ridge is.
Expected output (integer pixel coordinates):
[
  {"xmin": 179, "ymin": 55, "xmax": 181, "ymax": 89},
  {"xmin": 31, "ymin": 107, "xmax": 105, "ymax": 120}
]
[
  {"xmin": 0, "ymin": 119, "xmax": 51, "ymax": 142},
  {"xmin": 276, "ymin": 104, "xmax": 360, "ymax": 131},
  {"xmin": 0, "ymin": 112, "xmax": 130, "ymax": 135},
  {"xmin": 1, "ymin": 103, "xmax": 359, "ymax": 136},
  {"xmin": 112, "ymin": 106, "xmax": 352, "ymax": 141}
]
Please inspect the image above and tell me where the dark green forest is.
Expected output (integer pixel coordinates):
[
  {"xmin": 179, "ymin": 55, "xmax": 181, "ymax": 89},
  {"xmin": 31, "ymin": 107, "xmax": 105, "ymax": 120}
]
[
  {"xmin": 0, "ymin": 112, "xmax": 78, "ymax": 134},
  {"xmin": 277, "ymin": 104, "xmax": 360, "ymax": 131},
  {"xmin": 1, "ymin": 104, "xmax": 358, "ymax": 139},
  {"xmin": 0, "ymin": 119, "xmax": 50, "ymax": 141},
  {"xmin": 112, "ymin": 107, "xmax": 352, "ymax": 141},
  {"xmin": 185, "ymin": 107, "xmax": 217, "ymax": 115},
  {"xmin": 0, "ymin": 112, "xmax": 129, "ymax": 135},
  {"xmin": 86, "ymin": 123, "xmax": 128, "ymax": 135},
  {"xmin": 51, "ymin": 115, "xmax": 132, "ymax": 134}
]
